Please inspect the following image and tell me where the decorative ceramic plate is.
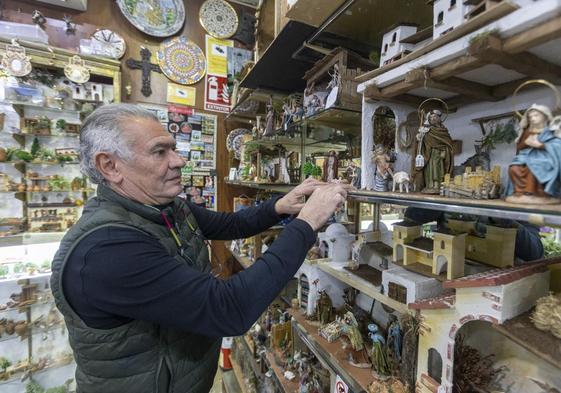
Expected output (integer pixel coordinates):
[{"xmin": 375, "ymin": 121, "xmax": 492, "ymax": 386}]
[
  {"xmin": 116, "ymin": 0, "xmax": 185, "ymax": 37},
  {"xmin": 226, "ymin": 128, "xmax": 251, "ymax": 159},
  {"xmin": 157, "ymin": 37, "xmax": 206, "ymax": 85},
  {"xmin": 199, "ymin": 0, "xmax": 239, "ymax": 39},
  {"xmin": 91, "ymin": 29, "xmax": 127, "ymax": 59}
]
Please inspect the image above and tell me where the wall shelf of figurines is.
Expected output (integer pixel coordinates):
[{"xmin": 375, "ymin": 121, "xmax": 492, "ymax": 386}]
[
  {"xmin": 0, "ymin": 240, "xmax": 76, "ymax": 393},
  {"xmin": 225, "ymin": 47, "xmax": 366, "ymax": 190},
  {"xmin": 274, "ymin": 2, "xmax": 561, "ymax": 393},
  {"xmin": 0, "ymin": 38, "xmax": 121, "ymax": 241}
]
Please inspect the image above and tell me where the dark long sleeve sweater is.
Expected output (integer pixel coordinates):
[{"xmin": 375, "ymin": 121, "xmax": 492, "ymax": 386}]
[{"xmin": 62, "ymin": 198, "xmax": 316, "ymax": 337}]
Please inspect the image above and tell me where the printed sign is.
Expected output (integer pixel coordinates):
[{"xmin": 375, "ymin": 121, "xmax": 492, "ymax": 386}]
[
  {"xmin": 167, "ymin": 82, "xmax": 196, "ymax": 106},
  {"xmin": 334, "ymin": 375, "xmax": 348, "ymax": 393},
  {"xmin": 204, "ymin": 35, "xmax": 233, "ymax": 113}
]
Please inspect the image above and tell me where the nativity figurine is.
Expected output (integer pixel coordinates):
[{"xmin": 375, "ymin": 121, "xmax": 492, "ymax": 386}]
[
  {"xmin": 340, "ymin": 312, "xmax": 371, "ymax": 368},
  {"xmin": 372, "ymin": 146, "xmax": 393, "ymax": 192},
  {"xmin": 414, "ymin": 109, "xmax": 454, "ymax": 194},
  {"xmin": 323, "ymin": 150, "xmax": 339, "ymax": 182},
  {"xmin": 315, "ymin": 290, "xmax": 333, "ymax": 325},
  {"xmin": 368, "ymin": 323, "xmax": 390, "ymax": 376},
  {"xmin": 505, "ymin": 104, "xmax": 561, "ymax": 204},
  {"xmin": 262, "ymin": 101, "xmax": 276, "ymax": 137}
]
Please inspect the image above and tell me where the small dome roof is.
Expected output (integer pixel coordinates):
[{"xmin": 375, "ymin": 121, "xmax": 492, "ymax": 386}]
[{"xmin": 324, "ymin": 223, "xmax": 350, "ymax": 237}]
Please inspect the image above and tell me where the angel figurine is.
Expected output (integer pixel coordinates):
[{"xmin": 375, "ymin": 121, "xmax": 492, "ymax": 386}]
[
  {"xmin": 506, "ymin": 104, "xmax": 561, "ymax": 204},
  {"xmin": 372, "ymin": 146, "xmax": 393, "ymax": 192}
]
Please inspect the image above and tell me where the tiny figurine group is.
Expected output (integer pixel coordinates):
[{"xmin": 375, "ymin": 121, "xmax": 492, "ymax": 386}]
[{"xmin": 367, "ymin": 84, "xmax": 561, "ymax": 205}]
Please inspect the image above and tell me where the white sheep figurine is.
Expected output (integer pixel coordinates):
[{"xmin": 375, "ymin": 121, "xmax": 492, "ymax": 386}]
[{"xmin": 392, "ymin": 171, "xmax": 411, "ymax": 193}]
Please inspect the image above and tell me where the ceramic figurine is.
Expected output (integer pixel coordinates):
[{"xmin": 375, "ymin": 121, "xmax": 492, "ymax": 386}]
[
  {"xmin": 368, "ymin": 323, "xmax": 390, "ymax": 376},
  {"xmin": 372, "ymin": 146, "xmax": 393, "ymax": 191},
  {"xmin": 315, "ymin": 290, "xmax": 333, "ymax": 325},
  {"xmin": 346, "ymin": 161, "xmax": 361, "ymax": 188},
  {"xmin": 32, "ymin": 10, "xmax": 47, "ymax": 27},
  {"xmin": 414, "ymin": 109, "xmax": 454, "ymax": 194},
  {"xmin": 348, "ymin": 234, "xmax": 366, "ymax": 271},
  {"xmin": 323, "ymin": 150, "xmax": 339, "ymax": 182},
  {"xmin": 263, "ymin": 101, "xmax": 275, "ymax": 137},
  {"xmin": 386, "ymin": 315, "xmax": 402, "ymax": 372},
  {"xmin": 391, "ymin": 171, "xmax": 411, "ymax": 193},
  {"xmin": 341, "ymin": 312, "xmax": 371, "ymax": 368},
  {"xmin": 282, "ymin": 102, "xmax": 293, "ymax": 131},
  {"xmin": 505, "ymin": 104, "xmax": 561, "ymax": 204}
]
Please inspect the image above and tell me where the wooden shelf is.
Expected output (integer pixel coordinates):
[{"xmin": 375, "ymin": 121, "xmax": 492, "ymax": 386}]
[
  {"xmin": 0, "ymin": 231, "xmax": 66, "ymax": 248},
  {"xmin": 349, "ymin": 190, "xmax": 561, "ymax": 227},
  {"xmin": 357, "ymin": 3, "xmax": 561, "ymax": 107},
  {"xmin": 264, "ymin": 349, "xmax": 299, "ymax": 393},
  {"xmin": 291, "ymin": 309, "xmax": 373, "ymax": 392},
  {"xmin": 224, "ymin": 179, "xmax": 296, "ymax": 193},
  {"xmin": 316, "ymin": 261, "xmax": 411, "ymax": 314},
  {"xmin": 4, "ymin": 101, "xmax": 85, "ymax": 116},
  {"xmin": 222, "ymin": 370, "xmax": 242, "ymax": 393},
  {"xmin": 230, "ymin": 358, "xmax": 251, "ymax": 393},
  {"xmin": 285, "ymin": 0, "xmax": 347, "ymax": 27},
  {"xmin": 494, "ymin": 311, "xmax": 561, "ymax": 370}
]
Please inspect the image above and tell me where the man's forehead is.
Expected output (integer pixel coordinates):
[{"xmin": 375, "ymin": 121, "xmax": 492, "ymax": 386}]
[{"xmin": 122, "ymin": 117, "xmax": 171, "ymax": 144}]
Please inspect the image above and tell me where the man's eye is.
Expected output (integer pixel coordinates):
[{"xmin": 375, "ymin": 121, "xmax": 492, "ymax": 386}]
[{"xmin": 154, "ymin": 150, "xmax": 165, "ymax": 155}]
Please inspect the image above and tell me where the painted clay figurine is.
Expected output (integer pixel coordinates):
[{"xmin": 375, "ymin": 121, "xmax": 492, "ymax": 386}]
[
  {"xmin": 372, "ymin": 146, "xmax": 393, "ymax": 191},
  {"xmin": 386, "ymin": 315, "xmax": 402, "ymax": 372},
  {"xmin": 263, "ymin": 101, "xmax": 275, "ymax": 137},
  {"xmin": 414, "ymin": 109, "xmax": 454, "ymax": 194},
  {"xmin": 505, "ymin": 104, "xmax": 561, "ymax": 204},
  {"xmin": 368, "ymin": 323, "xmax": 390, "ymax": 376},
  {"xmin": 323, "ymin": 150, "xmax": 339, "ymax": 182},
  {"xmin": 341, "ymin": 312, "xmax": 371, "ymax": 368},
  {"xmin": 315, "ymin": 290, "xmax": 333, "ymax": 325}
]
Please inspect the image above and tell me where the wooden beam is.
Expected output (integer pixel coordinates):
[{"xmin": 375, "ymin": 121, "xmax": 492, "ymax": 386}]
[
  {"xmin": 503, "ymin": 15, "xmax": 561, "ymax": 54},
  {"xmin": 470, "ymin": 35, "xmax": 561, "ymax": 85}
]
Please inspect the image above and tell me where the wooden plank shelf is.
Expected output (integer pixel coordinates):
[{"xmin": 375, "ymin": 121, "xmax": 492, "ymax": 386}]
[
  {"xmin": 349, "ymin": 190, "xmax": 561, "ymax": 227},
  {"xmin": 291, "ymin": 309, "xmax": 373, "ymax": 393},
  {"xmin": 224, "ymin": 179, "xmax": 296, "ymax": 193},
  {"xmin": 493, "ymin": 311, "xmax": 561, "ymax": 370},
  {"xmin": 317, "ymin": 261, "xmax": 411, "ymax": 314},
  {"xmin": 264, "ymin": 349, "xmax": 300, "ymax": 393},
  {"xmin": 230, "ymin": 358, "xmax": 251, "ymax": 393}
]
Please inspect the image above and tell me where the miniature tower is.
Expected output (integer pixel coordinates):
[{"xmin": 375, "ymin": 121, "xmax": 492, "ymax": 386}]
[
  {"xmin": 379, "ymin": 23, "xmax": 418, "ymax": 66},
  {"xmin": 432, "ymin": 231, "xmax": 466, "ymax": 279},
  {"xmin": 430, "ymin": 0, "xmax": 473, "ymax": 38},
  {"xmin": 392, "ymin": 221, "xmax": 422, "ymax": 263}
]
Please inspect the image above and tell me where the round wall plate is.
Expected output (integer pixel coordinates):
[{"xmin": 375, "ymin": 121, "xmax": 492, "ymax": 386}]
[
  {"xmin": 199, "ymin": 0, "xmax": 239, "ymax": 39},
  {"xmin": 157, "ymin": 37, "xmax": 206, "ymax": 85},
  {"xmin": 91, "ymin": 29, "xmax": 127, "ymax": 59},
  {"xmin": 116, "ymin": 0, "xmax": 185, "ymax": 38}
]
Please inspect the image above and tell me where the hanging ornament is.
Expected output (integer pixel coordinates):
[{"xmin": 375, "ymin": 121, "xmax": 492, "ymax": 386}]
[
  {"xmin": 1, "ymin": 41, "xmax": 32, "ymax": 77},
  {"xmin": 64, "ymin": 55, "xmax": 90, "ymax": 84}
]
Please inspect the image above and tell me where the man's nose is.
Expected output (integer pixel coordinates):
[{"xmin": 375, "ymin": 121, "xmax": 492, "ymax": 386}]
[{"xmin": 170, "ymin": 150, "xmax": 186, "ymax": 168}]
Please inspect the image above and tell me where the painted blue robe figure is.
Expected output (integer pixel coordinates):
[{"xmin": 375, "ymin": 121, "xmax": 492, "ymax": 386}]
[
  {"xmin": 506, "ymin": 104, "xmax": 561, "ymax": 204},
  {"xmin": 368, "ymin": 323, "xmax": 390, "ymax": 375},
  {"xmin": 386, "ymin": 316, "xmax": 402, "ymax": 373}
]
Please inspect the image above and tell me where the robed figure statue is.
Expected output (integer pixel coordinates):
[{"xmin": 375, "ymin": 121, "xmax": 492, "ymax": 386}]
[
  {"xmin": 414, "ymin": 109, "xmax": 455, "ymax": 194},
  {"xmin": 506, "ymin": 104, "xmax": 561, "ymax": 204}
]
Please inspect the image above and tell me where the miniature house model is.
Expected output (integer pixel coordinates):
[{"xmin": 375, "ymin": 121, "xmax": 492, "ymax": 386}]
[
  {"xmin": 411, "ymin": 261, "xmax": 553, "ymax": 393},
  {"xmin": 382, "ymin": 266, "xmax": 443, "ymax": 305},
  {"xmin": 72, "ymin": 84, "xmax": 87, "ymax": 100},
  {"xmin": 88, "ymin": 83, "xmax": 104, "ymax": 102},
  {"xmin": 393, "ymin": 222, "xmax": 467, "ymax": 280},
  {"xmin": 431, "ymin": 0, "xmax": 473, "ymax": 38},
  {"xmin": 447, "ymin": 219, "xmax": 517, "ymax": 268},
  {"xmin": 380, "ymin": 24, "xmax": 419, "ymax": 66},
  {"xmin": 318, "ymin": 223, "xmax": 356, "ymax": 263}
]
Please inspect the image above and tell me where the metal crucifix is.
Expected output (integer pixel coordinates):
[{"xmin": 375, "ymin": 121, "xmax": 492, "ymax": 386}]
[{"xmin": 125, "ymin": 47, "xmax": 162, "ymax": 97}]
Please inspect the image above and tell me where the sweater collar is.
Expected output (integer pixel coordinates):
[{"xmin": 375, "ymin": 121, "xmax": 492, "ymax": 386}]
[{"xmin": 96, "ymin": 184, "xmax": 172, "ymax": 224}]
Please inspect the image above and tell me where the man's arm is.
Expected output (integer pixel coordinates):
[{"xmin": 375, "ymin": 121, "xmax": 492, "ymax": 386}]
[
  {"xmin": 188, "ymin": 196, "xmax": 286, "ymax": 240},
  {"xmin": 64, "ymin": 222, "xmax": 315, "ymax": 337}
]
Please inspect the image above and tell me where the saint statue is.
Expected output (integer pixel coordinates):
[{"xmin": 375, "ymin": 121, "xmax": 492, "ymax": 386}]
[
  {"xmin": 414, "ymin": 109, "xmax": 454, "ymax": 194},
  {"xmin": 506, "ymin": 104, "xmax": 561, "ymax": 204},
  {"xmin": 323, "ymin": 150, "xmax": 339, "ymax": 182}
]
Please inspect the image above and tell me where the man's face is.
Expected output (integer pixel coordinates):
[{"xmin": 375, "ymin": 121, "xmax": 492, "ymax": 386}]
[
  {"xmin": 429, "ymin": 113, "xmax": 440, "ymax": 125},
  {"xmin": 117, "ymin": 117, "xmax": 185, "ymax": 204}
]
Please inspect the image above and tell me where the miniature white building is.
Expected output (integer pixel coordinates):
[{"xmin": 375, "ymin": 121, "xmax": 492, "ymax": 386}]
[
  {"xmin": 380, "ymin": 24, "xmax": 419, "ymax": 67},
  {"xmin": 318, "ymin": 223, "xmax": 356, "ymax": 263},
  {"xmin": 88, "ymin": 83, "xmax": 104, "ymax": 102},
  {"xmin": 411, "ymin": 261, "xmax": 553, "ymax": 393},
  {"xmin": 72, "ymin": 84, "xmax": 87, "ymax": 100},
  {"xmin": 430, "ymin": 0, "xmax": 473, "ymax": 39},
  {"xmin": 382, "ymin": 266, "xmax": 443, "ymax": 305}
]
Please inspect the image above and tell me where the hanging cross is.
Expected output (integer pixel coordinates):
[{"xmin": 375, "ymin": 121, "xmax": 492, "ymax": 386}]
[{"xmin": 126, "ymin": 47, "xmax": 162, "ymax": 97}]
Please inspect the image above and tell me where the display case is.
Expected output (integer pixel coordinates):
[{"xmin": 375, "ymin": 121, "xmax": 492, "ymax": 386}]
[{"xmin": 0, "ymin": 39, "xmax": 120, "ymax": 391}]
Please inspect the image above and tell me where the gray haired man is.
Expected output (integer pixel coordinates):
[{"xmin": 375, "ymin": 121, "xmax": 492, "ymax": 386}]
[{"xmin": 50, "ymin": 104, "xmax": 349, "ymax": 392}]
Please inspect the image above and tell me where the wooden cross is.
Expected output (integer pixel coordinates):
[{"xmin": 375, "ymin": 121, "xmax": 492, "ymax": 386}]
[{"xmin": 126, "ymin": 47, "xmax": 162, "ymax": 97}]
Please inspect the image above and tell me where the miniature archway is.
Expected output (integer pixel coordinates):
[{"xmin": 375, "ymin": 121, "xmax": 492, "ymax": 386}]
[
  {"xmin": 435, "ymin": 255, "xmax": 448, "ymax": 275},
  {"xmin": 395, "ymin": 244, "xmax": 404, "ymax": 262},
  {"xmin": 372, "ymin": 106, "xmax": 397, "ymax": 153}
]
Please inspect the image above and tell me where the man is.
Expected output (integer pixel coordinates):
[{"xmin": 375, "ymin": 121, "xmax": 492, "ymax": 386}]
[{"xmin": 50, "ymin": 104, "xmax": 350, "ymax": 393}]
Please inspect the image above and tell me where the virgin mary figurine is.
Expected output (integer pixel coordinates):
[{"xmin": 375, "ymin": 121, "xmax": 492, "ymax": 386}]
[{"xmin": 506, "ymin": 104, "xmax": 561, "ymax": 204}]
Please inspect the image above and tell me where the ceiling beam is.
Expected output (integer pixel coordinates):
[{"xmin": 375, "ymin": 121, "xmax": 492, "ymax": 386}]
[
  {"xmin": 503, "ymin": 15, "xmax": 561, "ymax": 54},
  {"xmin": 469, "ymin": 35, "xmax": 561, "ymax": 85}
]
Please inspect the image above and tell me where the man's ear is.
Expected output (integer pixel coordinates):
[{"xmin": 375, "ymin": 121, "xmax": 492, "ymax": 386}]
[{"xmin": 95, "ymin": 152, "xmax": 123, "ymax": 184}]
